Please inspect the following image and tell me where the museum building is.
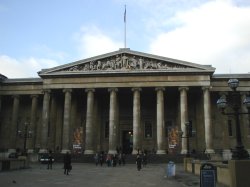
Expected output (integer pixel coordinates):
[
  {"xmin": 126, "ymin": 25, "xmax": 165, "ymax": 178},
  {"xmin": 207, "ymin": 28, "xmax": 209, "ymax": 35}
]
[{"xmin": 0, "ymin": 48, "xmax": 250, "ymax": 159}]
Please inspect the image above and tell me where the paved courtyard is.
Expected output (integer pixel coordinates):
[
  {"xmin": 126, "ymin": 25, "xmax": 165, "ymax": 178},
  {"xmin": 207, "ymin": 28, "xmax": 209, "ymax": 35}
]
[{"xmin": 0, "ymin": 163, "xmax": 226, "ymax": 187}]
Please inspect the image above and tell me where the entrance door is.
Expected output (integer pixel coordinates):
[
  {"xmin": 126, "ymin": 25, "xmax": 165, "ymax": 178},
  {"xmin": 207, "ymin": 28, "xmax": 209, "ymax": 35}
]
[{"xmin": 122, "ymin": 130, "xmax": 133, "ymax": 154}]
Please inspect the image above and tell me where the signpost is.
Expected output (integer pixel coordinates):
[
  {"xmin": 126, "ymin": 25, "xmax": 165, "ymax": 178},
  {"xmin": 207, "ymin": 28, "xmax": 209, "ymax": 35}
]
[{"xmin": 200, "ymin": 163, "xmax": 216, "ymax": 187}]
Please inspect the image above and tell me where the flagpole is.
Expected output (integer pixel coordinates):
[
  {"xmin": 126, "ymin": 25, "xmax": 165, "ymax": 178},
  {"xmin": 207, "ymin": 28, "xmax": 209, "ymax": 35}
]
[{"xmin": 124, "ymin": 4, "xmax": 126, "ymax": 48}]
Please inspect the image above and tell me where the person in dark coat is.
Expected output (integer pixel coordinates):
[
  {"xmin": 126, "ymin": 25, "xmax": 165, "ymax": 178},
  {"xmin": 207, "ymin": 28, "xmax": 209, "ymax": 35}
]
[
  {"xmin": 136, "ymin": 154, "xmax": 142, "ymax": 171},
  {"xmin": 47, "ymin": 150, "xmax": 53, "ymax": 169},
  {"xmin": 64, "ymin": 152, "xmax": 71, "ymax": 175}
]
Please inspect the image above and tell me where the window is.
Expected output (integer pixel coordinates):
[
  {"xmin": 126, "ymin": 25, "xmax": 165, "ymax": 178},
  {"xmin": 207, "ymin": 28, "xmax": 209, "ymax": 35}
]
[
  {"xmin": 105, "ymin": 121, "xmax": 109, "ymax": 138},
  {"xmin": 144, "ymin": 122, "xmax": 152, "ymax": 138},
  {"xmin": 228, "ymin": 120, "xmax": 233, "ymax": 137}
]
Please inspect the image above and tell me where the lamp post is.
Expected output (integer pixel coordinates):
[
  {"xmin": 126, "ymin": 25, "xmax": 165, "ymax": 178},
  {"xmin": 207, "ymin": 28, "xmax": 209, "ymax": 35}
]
[
  {"xmin": 216, "ymin": 79, "xmax": 250, "ymax": 160},
  {"xmin": 18, "ymin": 122, "xmax": 32, "ymax": 155}
]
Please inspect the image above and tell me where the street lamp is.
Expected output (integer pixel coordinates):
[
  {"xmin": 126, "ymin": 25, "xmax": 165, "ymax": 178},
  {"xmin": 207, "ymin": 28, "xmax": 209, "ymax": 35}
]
[
  {"xmin": 18, "ymin": 122, "xmax": 32, "ymax": 155},
  {"xmin": 216, "ymin": 79, "xmax": 250, "ymax": 160}
]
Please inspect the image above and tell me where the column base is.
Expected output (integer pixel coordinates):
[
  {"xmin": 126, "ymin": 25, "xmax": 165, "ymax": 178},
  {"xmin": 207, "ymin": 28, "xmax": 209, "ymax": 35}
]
[
  {"xmin": 85, "ymin": 150, "xmax": 95, "ymax": 154},
  {"xmin": 205, "ymin": 149, "xmax": 215, "ymax": 154},
  {"xmin": 156, "ymin": 150, "xmax": 166, "ymax": 154},
  {"xmin": 132, "ymin": 149, "xmax": 139, "ymax": 155},
  {"xmin": 108, "ymin": 150, "xmax": 117, "ymax": 155},
  {"xmin": 8, "ymin": 149, "xmax": 16, "ymax": 153},
  {"xmin": 223, "ymin": 149, "xmax": 232, "ymax": 160},
  {"xmin": 39, "ymin": 149, "xmax": 48, "ymax": 153},
  {"xmin": 61, "ymin": 149, "xmax": 71, "ymax": 154},
  {"xmin": 181, "ymin": 149, "xmax": 188, "ymax": 154},
  {"xmin": 27, "ymin": 149, "xmax": 34, "ymax": 154}
]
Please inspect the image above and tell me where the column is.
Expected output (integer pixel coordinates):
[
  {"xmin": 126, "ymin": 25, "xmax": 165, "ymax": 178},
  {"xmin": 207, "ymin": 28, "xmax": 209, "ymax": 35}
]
[
  {"xmin": 39, "ymin": 90, "xmax": 51, "ymax": 153},
  {"xmin": 240, "ymin": 92, "xmax": 250, "ymax": 152},
  {"xmin": 156, "ymin": 87, "xmax": 166, "ymax": 154},
  {"xmin": 203, "ymin": 87, "xmax": 215, "ymax": 154},
  {"xmin": 132, "ymin": 88, "xmax": 141, "ymax": 154},
  {"xmin": 61, "ymin": 89, "xmax": 72, "ymax": 153},
  {"xmin": 108, "ymin": 88, "xmax": 118, "ymax": 154},
  {"xmin": 9, "ymin": 95, "xmax": 20, "ymax": 152},
  {"xmin": 27, "ymin": 95, "xmax": 38, "ymax": 153},
  {"xmin": 179, "ymin": 87, "xmax": 189, "ymax": 154},
  {"xmin": 84, "ymin": 88, "xmax": 95, "ymax": 154}
]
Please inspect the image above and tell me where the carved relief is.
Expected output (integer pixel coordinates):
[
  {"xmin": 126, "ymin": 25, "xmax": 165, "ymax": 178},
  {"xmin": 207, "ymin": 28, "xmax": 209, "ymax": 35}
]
[{"xmin": 62, "ymin": 54, "xmax": 188, "ymax": 72}]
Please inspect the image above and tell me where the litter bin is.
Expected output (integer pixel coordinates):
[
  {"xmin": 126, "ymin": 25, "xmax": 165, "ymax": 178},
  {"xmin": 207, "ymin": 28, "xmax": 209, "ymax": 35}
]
[{"xmin": 166, "ymin": 161, "xmax": 176, "ymax": 177}]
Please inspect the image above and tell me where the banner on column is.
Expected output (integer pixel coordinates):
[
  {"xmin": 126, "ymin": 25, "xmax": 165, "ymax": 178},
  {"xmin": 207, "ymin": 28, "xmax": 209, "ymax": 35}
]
[
  {"xmin": 168, "ymin": 126, "xmax": 179, "ymax": 153},
  {"xmin": 72, "ymin": 127, "xmax": 83, "ymax": 154}
]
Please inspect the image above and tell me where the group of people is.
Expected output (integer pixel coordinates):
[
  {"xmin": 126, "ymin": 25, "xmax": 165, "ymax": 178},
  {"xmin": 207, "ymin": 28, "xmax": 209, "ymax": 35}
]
[
  {"xmin": 94, "ymin": 151, "xmax": 126, "ymax": 167},
  {"xmin": 94, "ymin": 150, "xmax": 148, "ymax": 171}
]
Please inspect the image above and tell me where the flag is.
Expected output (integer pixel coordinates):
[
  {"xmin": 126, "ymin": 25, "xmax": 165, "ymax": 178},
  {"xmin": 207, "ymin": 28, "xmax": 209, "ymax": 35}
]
[{"xmin": 124, "ymin": 5, "xmax": 126, "ymax": 23}]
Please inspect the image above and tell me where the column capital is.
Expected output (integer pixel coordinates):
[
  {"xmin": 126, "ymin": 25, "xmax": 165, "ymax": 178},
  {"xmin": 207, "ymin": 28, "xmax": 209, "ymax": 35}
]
[
  {"xmin": 63, "ymin": 88, "xmax": 72, "ymax": 93},
  {"xmin": 132, "ymin": 87, "xmax": 142, "ymax": 92},
  {"xmin": 108, "ymin": 88, "xmax": 118, "ymax": 92},
  {"xmin": 85, "ymin": 88, "xmax": 95, "ymax": 93},
  {"xmin": 155, "ymin": 87, "xmax": 165, "ymax": 91},
  {"xmin": 202, "ymin": 86, "xmax": 212, "ymax": 91},
  {"xmin": 42, "ymin": 89, "xmax": 51, "ymax": 94},
  {"xmin": 178, "ymin": 87, "xmax": 189, "ymax": 91},
  {"xmin": 219, "ymin": 91, "xmax": 228, "ymax": 96},
  {"xmin": 30, "ymin": 94, "xmax": 39, "ymax": 99},
  {"xmin": 12, "ymin": 95, "xmax": 20, "ymax": 99},
  {"xmin": 240, "ymin": 91, "xmax": 249, "ymax": 96}
]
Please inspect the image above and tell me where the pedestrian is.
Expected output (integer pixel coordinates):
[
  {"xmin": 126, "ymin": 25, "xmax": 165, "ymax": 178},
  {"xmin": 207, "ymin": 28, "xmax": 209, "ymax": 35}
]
[
  {"xmin": 99, "ymin": 151, "xmax": 104, "ymax": 166},
  {"xmin": 121, "ymin": 153, "xmax": 126, "ymax": 165},
  {"xmin": 47, "ymin": 150, "xmax": 53, "ymax": 169},
  {"xmin": 112, "ymin": 154, "xmax": 117, "ymax": 167},
  {"xmin": 106, "ymin": 154, "xmax": 111, "ymax": 167},
  {"xmin": 64, "ymin": 152, "xmax": 71, "ymax": 175},
  {"xmin": 136, "ymin": 154, "xmax": 142, "ymax": 171},
  {"xmin": 142, "ymin": 152, "xmax": 147, "ymax": 167},
  {"xmin": 94, "ymin": 153, "xmax": 99, "ymax": 166}
]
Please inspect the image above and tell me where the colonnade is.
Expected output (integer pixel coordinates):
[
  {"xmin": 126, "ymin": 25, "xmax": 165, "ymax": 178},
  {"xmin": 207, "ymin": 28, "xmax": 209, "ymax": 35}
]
[{"xmin": 7, "ymin": 86, "xmax": 216, "ymax": 155}]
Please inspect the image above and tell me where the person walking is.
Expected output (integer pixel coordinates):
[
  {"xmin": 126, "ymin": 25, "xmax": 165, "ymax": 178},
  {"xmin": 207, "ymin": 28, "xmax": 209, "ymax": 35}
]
[
  {"xmin": 136, "ymin": 154, "xmax": 142, "ymax": 171},
  {"xmin": 64, "ymin": 152, "xmax": 71, "ymax": 175},
  {"xmin": 47, "ymin": 150, "xmax": 53, "ymax": 169},
  {"xmin": 94, "ymin": 153, "xmax": 99, "ymax": 166},
  {"xmin": 142, "ymin": 152, "xmax": 147, "ymax": 167}
]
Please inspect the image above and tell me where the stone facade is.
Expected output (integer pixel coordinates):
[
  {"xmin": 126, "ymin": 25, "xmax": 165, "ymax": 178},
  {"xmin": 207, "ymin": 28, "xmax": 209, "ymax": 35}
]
[{"xmin": 0, "ymin": 48, "xmax": 250, "ymax": 158}]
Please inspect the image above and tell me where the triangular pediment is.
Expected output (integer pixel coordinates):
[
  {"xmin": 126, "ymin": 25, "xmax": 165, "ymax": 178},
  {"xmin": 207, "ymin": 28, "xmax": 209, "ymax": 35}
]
[{"xmin": 38, "ymin": 48, "xmax": 215, "ymax": 77}]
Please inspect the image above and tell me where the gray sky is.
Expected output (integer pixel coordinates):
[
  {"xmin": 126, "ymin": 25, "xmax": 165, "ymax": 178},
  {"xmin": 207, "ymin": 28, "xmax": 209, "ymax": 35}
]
[{"xmin": 1, "ymin": 0, "xmax": 250, "ymax": 78}]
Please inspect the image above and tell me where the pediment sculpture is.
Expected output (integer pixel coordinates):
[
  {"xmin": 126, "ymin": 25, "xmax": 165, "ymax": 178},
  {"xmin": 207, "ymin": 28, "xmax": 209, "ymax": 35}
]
[{"xmin": 61, "ymin": 54, "xmax": 188, "ymax": 72}]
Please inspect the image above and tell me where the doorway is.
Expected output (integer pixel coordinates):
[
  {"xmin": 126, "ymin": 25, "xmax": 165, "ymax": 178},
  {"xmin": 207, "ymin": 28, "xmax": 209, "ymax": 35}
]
[{"xmin": 122, "ymin": 130, "xmax": 133, "ymax": 154}]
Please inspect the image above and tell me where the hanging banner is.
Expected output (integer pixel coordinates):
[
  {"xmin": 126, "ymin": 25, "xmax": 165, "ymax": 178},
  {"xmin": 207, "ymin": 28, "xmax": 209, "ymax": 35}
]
[
  {"xmin": 72, "ymin": 127, "xmax": 83, "ymax": 154},
  {"xmin": 168, "ymin": 126, "xmax": 179, "ymax": 152}
]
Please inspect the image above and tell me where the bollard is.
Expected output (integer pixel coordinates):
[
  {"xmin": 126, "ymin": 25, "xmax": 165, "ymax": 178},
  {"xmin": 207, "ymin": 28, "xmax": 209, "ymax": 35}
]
[{"xmin": 166, "ymin": 161, "xmax": 176, "ymax": 177}]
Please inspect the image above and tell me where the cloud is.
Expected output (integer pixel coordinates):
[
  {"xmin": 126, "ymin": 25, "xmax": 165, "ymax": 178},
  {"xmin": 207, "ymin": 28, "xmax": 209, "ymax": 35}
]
[
  {"xmin": 0, "ymin": 55, "xmax": 59, "ymax": 78},
  {"xmin": 149, "ymin": 0, "xmax": 250, "ymax": 73},
  {"xmin": 74, "ymin": 25, "xmax": 123, "ymax": 58}
]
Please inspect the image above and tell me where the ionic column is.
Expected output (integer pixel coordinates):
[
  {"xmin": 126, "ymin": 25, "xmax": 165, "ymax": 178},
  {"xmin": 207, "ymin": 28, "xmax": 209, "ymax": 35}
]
[
  {"xmin": 9, "ymin": 95, "xmax": 20, "ymax": 152},
  {"xmin": 27, "ymin": 95, "xmax": 38, "ymax": 153},
  {"xmin": 156, "ymin": 87, "xmax": 166, "ymax": 154},
  {"xmin": 179, "ymin": 87, "xmax": 189, "ymax": 154},
  {"xmin": 39, "ymin": 90, "xmax": 51, "ymax": 153},
  {"xmin": 132, "ymin": 88, "xmax": 141, "ymax": 154},
  {"xmin": 108, "ymin": 88, "xmax": 118, "ymax": 154},
  {"xmin": 61, "ymin": 89, "xmax": 72, "ymax": 153},
  {"xmin": 84, "ymin": 88, "xmax": 95, "ymax": 154},
  {"xmin": 203, "ymin": 87, "xmax": 215, "ymax": 154}
]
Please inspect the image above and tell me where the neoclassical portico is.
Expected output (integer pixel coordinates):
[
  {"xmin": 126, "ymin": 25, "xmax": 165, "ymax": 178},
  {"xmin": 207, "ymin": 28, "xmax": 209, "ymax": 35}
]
[{"xmin": 2, "ymin": 48, "xmax": 248, "ymax": 157}]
